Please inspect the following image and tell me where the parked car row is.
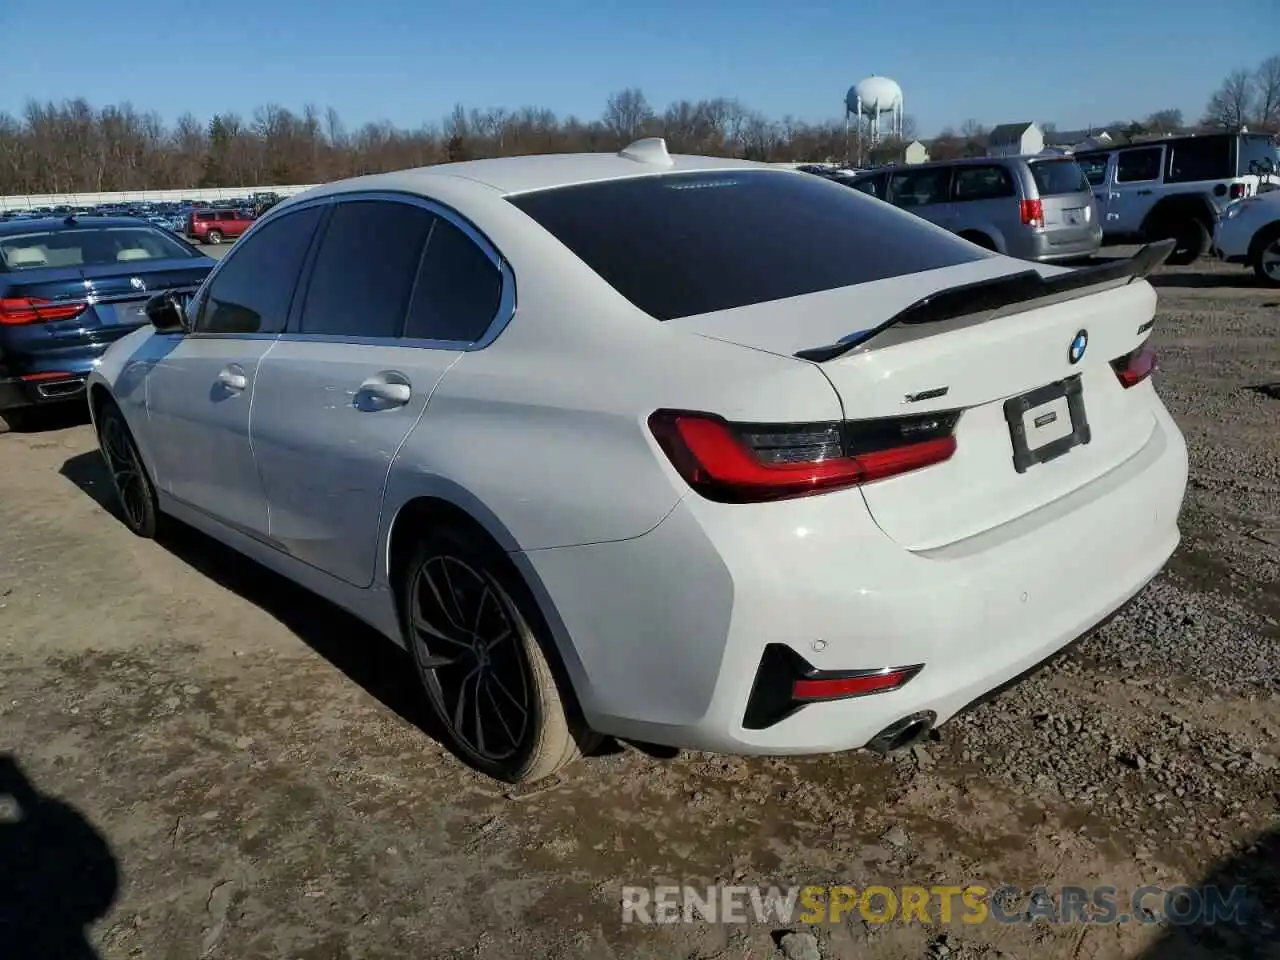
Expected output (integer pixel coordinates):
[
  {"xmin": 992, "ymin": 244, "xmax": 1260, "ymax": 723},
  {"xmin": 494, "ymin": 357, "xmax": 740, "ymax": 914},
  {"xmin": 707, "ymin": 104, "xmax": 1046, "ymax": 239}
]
[
  {"xmin": 803, "ymin": 132, "xmax": 1280, "ymax": 283},
  {"xmin": 0, "ymin": 216, "xmax": 217, "ymax": 432}
]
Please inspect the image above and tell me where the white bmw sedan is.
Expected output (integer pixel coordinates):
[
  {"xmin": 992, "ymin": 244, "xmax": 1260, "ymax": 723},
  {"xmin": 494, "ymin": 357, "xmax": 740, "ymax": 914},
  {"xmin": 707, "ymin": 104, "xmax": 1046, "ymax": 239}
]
[{"xmin": 86, "ymin": 139, "xmax": 1189, "ymax": 783}]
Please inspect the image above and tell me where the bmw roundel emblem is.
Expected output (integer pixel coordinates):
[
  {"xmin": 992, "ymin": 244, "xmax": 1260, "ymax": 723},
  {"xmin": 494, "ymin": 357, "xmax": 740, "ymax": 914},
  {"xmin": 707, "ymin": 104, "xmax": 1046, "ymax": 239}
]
[
  {"xmin": 130, "ymin": 276, "xmax": 146, "ymax": 291},
  {"xmin": 1068, "ymin": 329, "xmax": 1088, "ymax": 365}
]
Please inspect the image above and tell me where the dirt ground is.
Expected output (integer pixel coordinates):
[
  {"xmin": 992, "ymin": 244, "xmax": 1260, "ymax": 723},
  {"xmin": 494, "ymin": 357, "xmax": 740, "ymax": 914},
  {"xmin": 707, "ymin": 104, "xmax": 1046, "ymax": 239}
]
[{"xmin": 1, "ymin": 253, "xmax": 1277, "ymax": 960}]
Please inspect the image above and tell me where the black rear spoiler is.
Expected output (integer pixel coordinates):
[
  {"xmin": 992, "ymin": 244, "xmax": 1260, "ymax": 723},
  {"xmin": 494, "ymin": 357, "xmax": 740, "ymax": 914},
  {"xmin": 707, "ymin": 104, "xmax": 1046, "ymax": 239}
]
[{"xmin": 794, "ymin": 239, "xmax": 1175, "ymax": 363}]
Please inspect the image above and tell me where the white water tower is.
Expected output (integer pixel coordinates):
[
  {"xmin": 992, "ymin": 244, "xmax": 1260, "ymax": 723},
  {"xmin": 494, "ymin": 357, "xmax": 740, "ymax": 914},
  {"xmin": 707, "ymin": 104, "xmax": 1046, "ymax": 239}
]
[{"xmin": 845, "ymin": 76, "xmax": 904, "ymax": 163}]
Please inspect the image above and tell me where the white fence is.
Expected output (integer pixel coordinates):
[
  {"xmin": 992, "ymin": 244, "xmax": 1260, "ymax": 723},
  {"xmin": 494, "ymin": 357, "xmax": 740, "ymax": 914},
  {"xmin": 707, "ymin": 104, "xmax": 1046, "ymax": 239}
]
[{"xmin": 0, "ymin": 184, "xmax": 319, "ymax": 212}]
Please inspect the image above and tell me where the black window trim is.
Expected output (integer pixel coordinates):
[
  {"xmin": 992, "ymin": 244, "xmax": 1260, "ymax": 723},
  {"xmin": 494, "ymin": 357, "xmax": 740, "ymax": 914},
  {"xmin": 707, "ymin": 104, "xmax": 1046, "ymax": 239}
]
[{"xmin": 277, "ymin": 190, "xmax": 516, "ymax": 349}]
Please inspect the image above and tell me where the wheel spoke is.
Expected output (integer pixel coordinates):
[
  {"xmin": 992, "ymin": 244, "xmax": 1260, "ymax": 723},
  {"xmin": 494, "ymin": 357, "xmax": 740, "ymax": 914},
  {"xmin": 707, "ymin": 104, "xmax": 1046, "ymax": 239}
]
[{"xmin": 483, "ymin": 679, "xmax": 518, "ymax": 748}]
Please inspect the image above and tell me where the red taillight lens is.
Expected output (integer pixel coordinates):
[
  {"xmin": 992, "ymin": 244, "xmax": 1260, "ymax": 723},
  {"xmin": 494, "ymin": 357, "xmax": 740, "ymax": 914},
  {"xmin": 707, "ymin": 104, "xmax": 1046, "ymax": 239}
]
[
  {"xmin": 0, "ymin": 297, "xmax": 88, "ymax": 325},
  {"xmin": 792, "ymin": 667, "xmax": 920, "ymax": 702},
  {"xmin": 1019, "ymin": 198, "xmax": 1045, "ymax": 228},
  {"xmin": 1110, "ymin": 345, "xmax": 1158, "ymax": 388},
  {"xmin": 648, "ymin": 410, "xmax": 959, "ymax": 503},
  {"xmin": 1229, "ymin": 183, "xmax": 1247, "ymax": 200}
]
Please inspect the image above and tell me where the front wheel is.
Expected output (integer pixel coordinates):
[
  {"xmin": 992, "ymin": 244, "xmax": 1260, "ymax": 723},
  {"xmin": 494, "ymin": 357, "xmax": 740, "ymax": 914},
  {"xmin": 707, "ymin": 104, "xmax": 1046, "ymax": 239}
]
[
  {"xmin": 401, "ymin": 526, "xmax": 596, "ymax": 783},
  {"xmin": 1251, "ymin": 227, "xmax": 1280, "ymax": 288},
  {"xmin": 96, "ymin": 402, "xmax": 160, "ymax": 538}
]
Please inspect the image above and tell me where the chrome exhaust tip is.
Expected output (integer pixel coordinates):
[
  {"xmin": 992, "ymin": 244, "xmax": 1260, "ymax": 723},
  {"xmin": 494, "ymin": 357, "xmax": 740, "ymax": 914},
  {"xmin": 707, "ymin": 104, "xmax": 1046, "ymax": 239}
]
[{"xmin": 865, "ymin": 711, "xmax": 936, "ymax": 755}]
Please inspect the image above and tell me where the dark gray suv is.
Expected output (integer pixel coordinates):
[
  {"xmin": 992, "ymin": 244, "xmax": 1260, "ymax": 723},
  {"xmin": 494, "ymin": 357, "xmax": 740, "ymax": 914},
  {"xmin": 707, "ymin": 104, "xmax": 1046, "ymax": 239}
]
[{"xmin": 848, "ymin": 156, "xmax": 1102, "ymax": 262}]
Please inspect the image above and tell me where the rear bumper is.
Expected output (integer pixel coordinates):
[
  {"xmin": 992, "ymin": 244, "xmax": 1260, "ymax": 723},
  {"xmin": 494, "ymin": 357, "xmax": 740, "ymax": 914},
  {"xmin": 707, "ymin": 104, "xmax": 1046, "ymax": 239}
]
[
  {"xmin": 519, "ymin": 397, "xmax": 1188, "ymax": 755},
  {"xmin": 1026, "ymin": 226, "xmax": 1105, "ymax": 262},
  {"xmin": 0, "ymin": 371, "xmax": 90, "ymax": 410}
]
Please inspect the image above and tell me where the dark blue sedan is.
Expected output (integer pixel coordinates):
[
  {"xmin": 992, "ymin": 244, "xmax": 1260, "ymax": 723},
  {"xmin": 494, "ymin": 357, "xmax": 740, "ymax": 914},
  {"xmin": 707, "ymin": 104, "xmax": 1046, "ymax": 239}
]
[{"xmin": 0, "ymin": 216, "xmax": 215, "ymax": 432}]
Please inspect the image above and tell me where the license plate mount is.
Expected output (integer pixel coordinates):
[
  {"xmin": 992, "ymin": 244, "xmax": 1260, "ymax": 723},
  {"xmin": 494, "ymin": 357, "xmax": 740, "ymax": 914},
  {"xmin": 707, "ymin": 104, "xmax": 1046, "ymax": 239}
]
[
  {"xmin": 109, "ymin": 302, "xmax": 149, "ymax": 326},
  {"xmin": 1063, "ymin": 207, "xmax": 1083, "ymax": 225},
  {"xmin": 1003, "ymin": 375, "xmax": 1091, "ymax": 474}
]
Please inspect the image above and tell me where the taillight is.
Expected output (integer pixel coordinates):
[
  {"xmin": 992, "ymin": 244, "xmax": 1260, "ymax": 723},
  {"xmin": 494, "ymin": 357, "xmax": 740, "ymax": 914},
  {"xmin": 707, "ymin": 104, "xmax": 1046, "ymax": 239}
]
[
  {"xmin": 1020, "ymin": 198, "xmax": 1045, "ymax": 228},
  {"xmin": 1110, "ymin": 345, "xmax": 1158, "ymax": 388},
  {"xmin": 0, "ymin": 297, "xmax": 88, "ymax": 325},
  {"xmin": 1229, "ymin": 182, "xmax": 1248, "ymax": 200},
  {"xmin": 648, "ymin": 410, "xmax": 960, "ymax": 503}
]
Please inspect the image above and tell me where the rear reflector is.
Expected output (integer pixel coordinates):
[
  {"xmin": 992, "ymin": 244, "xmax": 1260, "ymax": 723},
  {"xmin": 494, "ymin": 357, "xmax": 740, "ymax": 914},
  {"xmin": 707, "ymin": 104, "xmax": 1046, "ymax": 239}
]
[
  {"xmin": 0, "ymin": 297, "xmax": 88, "ymax": 325},
  {"xmin": 1020, "ymin": 198, "xmax": 1045, "ymax": 228},
  {"xmin": 1110, "ymin": 344, "xmax": 1158, "ymax": 388},
  {"xmin": 792, "ymin": 667, "xmax": 921, "ymax": 701},
  {"xmin": 20, "ymin": 371, "xmax": 76, "ymax": 382},
  {"xmin": 649, "ymin": 410, "xmax": 960, "ymax": 503}
]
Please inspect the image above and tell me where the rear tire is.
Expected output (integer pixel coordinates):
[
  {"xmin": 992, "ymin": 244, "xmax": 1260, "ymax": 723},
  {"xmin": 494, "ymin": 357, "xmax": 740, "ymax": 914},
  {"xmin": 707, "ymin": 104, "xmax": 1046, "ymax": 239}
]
[
  {"xmin": 95, "ymin": 402, "xmax": 160, "ymax": 538},
  {"xmin": 1160, "ymin": 218, "xmax": 1210, "ymax": 266},
  {"xmin": 400, "ymin": 524, "xmax": 597, "ymax": 783},
  {"xmin": 205, "ymin": 230, "xmax": 223, "ymax": 245},
  {"xmin": 1250, "ymin": 226, "xmax": 1280, "ymax": 288}
]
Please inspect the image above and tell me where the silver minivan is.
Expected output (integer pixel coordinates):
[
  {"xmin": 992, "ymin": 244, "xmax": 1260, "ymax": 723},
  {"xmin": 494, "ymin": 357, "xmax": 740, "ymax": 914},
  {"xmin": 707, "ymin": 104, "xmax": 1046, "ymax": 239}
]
[{"xmin": 848, "ymin": 156, "xmax": 1102, "ymax": 262}]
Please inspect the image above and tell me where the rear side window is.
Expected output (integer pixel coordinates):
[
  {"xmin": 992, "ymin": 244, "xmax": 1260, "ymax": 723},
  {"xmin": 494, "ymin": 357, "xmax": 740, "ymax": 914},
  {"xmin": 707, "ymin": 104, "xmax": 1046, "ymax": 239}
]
[
  {"xmin": 198, "ymin": 206, "xmax": 322, "ymax": 334},
  {"xmin": 952, "ymin": 165, "xmax": 1017, "ymax": 201},
  {"xmin": 507, "ymin": 170, "xmax": 985, "ymax": 321},
  {"xmin": 1028, "ymin": 160, "xmax": 1090, "ymax": 196},
  {"xmin": 299, "ymin": 200, "xmax": 435, "ymax": 338},
  {"xmin": 887, "ymin": 168, "xmax": 952, "ymax": 208},
  {"xmin": 1116, "ymin": 147, "xmax": 1163, "ymax": 184},
  {"xmin": 403, "ymin": 219, "xmax": 502, "ymax": 342},
  {"xmin": 1165, "ymin": 138, "xmax": 1233, "ymax": 183}
]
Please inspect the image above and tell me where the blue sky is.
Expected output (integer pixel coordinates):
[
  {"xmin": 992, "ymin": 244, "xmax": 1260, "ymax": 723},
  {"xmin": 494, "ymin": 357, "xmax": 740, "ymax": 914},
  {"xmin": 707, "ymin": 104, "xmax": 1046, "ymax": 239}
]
[{"xmin": 3, "ymin": 0, "xmax": 1274, "ymax": 137}]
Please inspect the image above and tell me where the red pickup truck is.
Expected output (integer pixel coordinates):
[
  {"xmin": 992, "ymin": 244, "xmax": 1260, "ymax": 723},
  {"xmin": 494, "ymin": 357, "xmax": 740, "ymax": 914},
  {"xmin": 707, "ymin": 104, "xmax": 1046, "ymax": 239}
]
[{"xmin": 185, "ymin": 209, "xmax": 254, "ymax": 245}]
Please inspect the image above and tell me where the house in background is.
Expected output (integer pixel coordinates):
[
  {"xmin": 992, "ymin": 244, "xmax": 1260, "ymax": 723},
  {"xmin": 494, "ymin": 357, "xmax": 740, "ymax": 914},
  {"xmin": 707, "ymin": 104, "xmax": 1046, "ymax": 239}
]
[
  {"xmin": 987, "ymin": 122, "xmax": 1045, "ymax": 157},
  {"xmin": 1047, "ymin": 129, "xmax": 1114, "ymax": 153},
  {"xmin": 903, "ymin": 139, "xmax": 931, "ymax": 165}
]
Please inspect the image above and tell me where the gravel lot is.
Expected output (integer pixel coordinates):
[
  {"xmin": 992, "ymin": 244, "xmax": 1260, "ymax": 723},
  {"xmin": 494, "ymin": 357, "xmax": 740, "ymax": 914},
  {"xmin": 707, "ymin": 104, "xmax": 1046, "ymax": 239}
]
[{"xmin": 1, "ymin": 253, "xmax": 1277, "ymax": 960}]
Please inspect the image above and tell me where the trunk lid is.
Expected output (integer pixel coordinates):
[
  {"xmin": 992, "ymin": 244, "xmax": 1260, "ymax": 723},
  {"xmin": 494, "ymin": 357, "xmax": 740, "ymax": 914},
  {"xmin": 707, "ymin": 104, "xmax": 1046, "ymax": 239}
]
[
  {"xmin": 672, "ymin": 254, "xmax": 1165, "ymax": 550},
  {"xmin": 4, "ymin": 259, "xmax": 211, "ymax": 305}
]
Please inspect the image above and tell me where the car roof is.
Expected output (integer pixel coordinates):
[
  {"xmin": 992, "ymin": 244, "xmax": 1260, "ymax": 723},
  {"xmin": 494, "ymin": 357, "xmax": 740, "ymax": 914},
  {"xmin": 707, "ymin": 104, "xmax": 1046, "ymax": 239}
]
[
  {"xmin": 0, "ymin": 216, "xmax": 157, "ymax": 234},
  {"xmin": 289, "ymin": 150, "xmax": 772, "ymax": 205}
]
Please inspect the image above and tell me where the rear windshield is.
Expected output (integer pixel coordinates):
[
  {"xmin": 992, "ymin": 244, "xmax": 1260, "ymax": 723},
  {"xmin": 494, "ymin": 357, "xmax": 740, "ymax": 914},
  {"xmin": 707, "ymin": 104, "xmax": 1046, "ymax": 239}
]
[
  {"xmin": 507, "ymin": 170, "xmax": 987, "ymax": 321},
  {"xmin": 1029, "ymin": 160, "xmax": 1090, "ymax": 196},
  {"xmin": 0, "ymin": 226, "xmax": 200, "ymax": 271},
  {"xmin": 1239, "ymin": 135, "xmax": 1279, "ymax": 177}
]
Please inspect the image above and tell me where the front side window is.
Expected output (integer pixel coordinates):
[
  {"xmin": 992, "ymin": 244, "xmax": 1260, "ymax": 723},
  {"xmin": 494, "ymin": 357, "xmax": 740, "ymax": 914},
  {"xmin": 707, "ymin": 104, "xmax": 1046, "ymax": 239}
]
[
  {"xmin": 196, "ymin": 205, "xmax": 323, "ymax": 334},
  {"xmin": 1116, "ymin": 147, "xmax": 1164, "ymax": 184},
  {"xmin": 1074, "ymin": 153, "xmax": 1110, "ymax": 186},
  {"xmin": 951, "ymin": 165, "xmax": 1017, "ymax": 202},
  {"xmin": 298, "ymin": 200, "xmax": 435, "ymax": 338},
  {"xmin": 507, "ymin": 169, "xmax": 986, "ymax": 322}
]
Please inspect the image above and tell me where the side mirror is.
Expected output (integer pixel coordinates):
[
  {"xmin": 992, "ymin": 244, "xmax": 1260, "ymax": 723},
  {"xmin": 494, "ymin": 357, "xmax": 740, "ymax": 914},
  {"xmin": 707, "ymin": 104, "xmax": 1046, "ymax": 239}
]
[{"xmin": 145, "ymin": 292, "xmax": 188, "ymax": 334}]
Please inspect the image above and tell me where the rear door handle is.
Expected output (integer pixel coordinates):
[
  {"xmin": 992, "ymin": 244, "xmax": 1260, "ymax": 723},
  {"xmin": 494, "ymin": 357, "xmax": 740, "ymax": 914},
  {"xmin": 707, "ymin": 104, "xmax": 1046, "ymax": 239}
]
[
  {"xmin": 217, "ymin": 364, "xmax": 247, "ymax": 391},
  {"xmin": 1136, "ymin": 189, "xmax": 1153, "ymax": 196},
  {"xmin": 356, "ymin": 371, "xmax": 412, "ymax": 409}
]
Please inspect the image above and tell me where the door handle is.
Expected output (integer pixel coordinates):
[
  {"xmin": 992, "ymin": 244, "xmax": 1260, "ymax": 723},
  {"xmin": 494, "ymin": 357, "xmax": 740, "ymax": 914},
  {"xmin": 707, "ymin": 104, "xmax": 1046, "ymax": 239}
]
[
  {"xmin": 356, "ymin": 371, "xmax": 412, "ymax": 409},
  {"xmin": 1136, "ymin": 189, "xmax": 1153, "ymax": 196},
  {"xmin": 217, "ymin": 365, "xmax": 247, "ymax": 391}
]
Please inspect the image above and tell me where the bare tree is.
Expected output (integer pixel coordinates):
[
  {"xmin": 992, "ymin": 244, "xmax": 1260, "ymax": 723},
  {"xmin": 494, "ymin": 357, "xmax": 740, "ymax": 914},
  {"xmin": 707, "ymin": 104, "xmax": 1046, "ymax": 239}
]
[
  {"xmin": 602, "ymin": 88, "xmax": 654, "ymax": 145},
  {"xmin": 1203, "ymin": 69, "xmax": 1255, "ymax": 130},
  {"xmin": 1144, "ymin": 108, "xmax": 1184, "ymax": 134},
  {"xmin": 1253, "ymin": 55, "xmax": 1280, "ymax": 132}
]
